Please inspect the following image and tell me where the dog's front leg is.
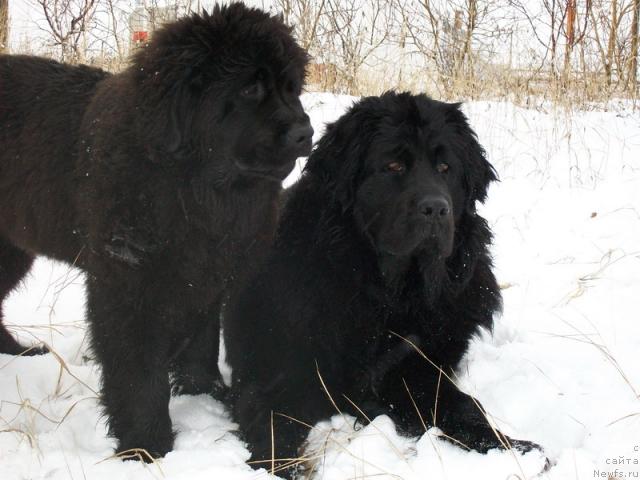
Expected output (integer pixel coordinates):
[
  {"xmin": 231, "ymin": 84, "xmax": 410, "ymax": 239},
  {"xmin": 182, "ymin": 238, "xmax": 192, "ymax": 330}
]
[
  {"xmin": 170, "ymin": 298, "xmax": 226, "ymax": 397},
  {"xmin": 86, "ymin": 275, "xmax": 175, "ymax": 460},
  {"xmin": 376, "ymin": 351, "xmax": 541, "ymax": 454}
]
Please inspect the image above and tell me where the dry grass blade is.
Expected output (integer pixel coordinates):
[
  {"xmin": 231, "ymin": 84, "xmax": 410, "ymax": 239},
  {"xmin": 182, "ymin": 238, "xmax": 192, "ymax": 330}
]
[
  {"xmin": 273, "ymin": 412, "xmax": 314, "ymax": 430},
  {"xmin": 97, "ymin": 449, "xmax": 164, "ymax": 477},
  {"xmin": 0, "ymin": 342, "xmax": 48, "ymax": 369},
  {"xmin": 270, "ymin": 410, "xmax": 275, "ymax": 475},
  {"xmin": 607, "ymin": 412, "xmax": 640, "ymax": 427},
  {"xmin": 38, "ymin": 248, "xmax": 84, "ymax": 319},
  {"xmin": 559, "ymin": 249, "xmax": 638, "ymax": 306},
  {"xmin": 315, "ymin": 360, "xmax": 342, "ymax": 416},
  {"xmin": 317, "ymin": 436, "xmax": 405, "ymax": 480},
  {"xmin": 55, "ymin": 396, "xmax": 99, "ymax": 430},
  {"xmin": 462, "ymin": 397, "xmax": 531, "ymax": 479},
  {"xmin": 433, "ymin": 369, "xmax": 442, "ymax": 427},
  {"xmin": 551, "ymin": 316, "xmax": 639, "ymax": 399},
  {"xmin": 435, "ymin": 432, "xmax": 472, "ymax": 451},
  {"xmin": 3, "ymin": 398, "xmax": 60, "ymax": 425},
  {"xmin": 0, "ymin": 427, "xmax": 36, "ymax": 448},
  {"xmin": 388, "ymin": 331, "xmax": 456, "ymax": 386},
  {"xmin": 244, "ymin": 411, "xmax": 321, "ymax": 477},
  {"xmin": 247, "ymin": 451, "xmax": 326, "ymax": 477},
  {"xmin": 47, "ymin": 346, "xmax": 99, "ymax": 396},
  {"xmin": 341, "ymin": 395, "xmax": 409, "ymax": 464},
  {"xmin": 6, "ymin": 376, "xmax": 58, "ymax": 424},
  {"xmin": 401, "ymin": 378, "xmax": 427, "ymax": 433}
]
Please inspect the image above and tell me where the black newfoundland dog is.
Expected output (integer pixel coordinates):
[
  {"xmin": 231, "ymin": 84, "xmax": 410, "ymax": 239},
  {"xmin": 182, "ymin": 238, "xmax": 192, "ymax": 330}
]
[
  {"xmin": 225, "ymin": 92, "xmax": 540, "ymax": 475},
  {"xmin": 0, "ymin": 3, "xmax": 311, "ymax": 459}
]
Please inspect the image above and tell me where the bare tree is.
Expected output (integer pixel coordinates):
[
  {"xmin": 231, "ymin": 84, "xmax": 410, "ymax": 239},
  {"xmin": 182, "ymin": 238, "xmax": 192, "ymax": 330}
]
[
  {"xmin": 454, "ymin": 2, "xmax": 478, "ymax": 83},
  {"xmin": 397, "ymin": 0, "xmax": 451, "ymax": 90},
  {"xmin": 275, "ymin": 0, "xmax": 326, "ymax": 51},
  {"xmin": 585, "ymin": 0, "xmax": 638, "ymax": 95},
  {"xmin": 509, "ymin": 0, "xmax": 567, "ymax": 79},
  {"xmin": 89, "ymin": 0, "xmax": 129, "ymax": 64},
  {"xmin": 589, "ymin": 0, "xmax": 614, "ymax": 85},
  {"xmin": 317, "ymin": 0, "xmax": 393, "ymax": 94},
  {"xmin": 104, "ymin": 0, "xmax": 125, "ymax": 61},
  {"xmin": 396, "ymin": 0, "xmax": 500, "ymax": 96},
  {"xmin": 37, "ymin": 0, "xmax": 98, "ymax": 62}
]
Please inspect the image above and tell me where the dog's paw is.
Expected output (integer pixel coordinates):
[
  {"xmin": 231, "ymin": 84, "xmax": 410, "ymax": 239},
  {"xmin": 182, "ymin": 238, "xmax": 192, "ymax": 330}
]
[
  {"xmin": 21, "ymin": 344, "xmax": 49, "ymax": 356},
  {"xmin": 172, "ymin": 371, "xmax": 228, "ymax": 399},
  {"xmin": 440, "ymin": 425, "xmax": 543, "ymax": 456},
  {"xmin": 507, "ymin": 437, "xmax": 542, "ymax": 454},
  {"xmin": 504, "ymin": 437, "xmax": 553, "ymax": 475}
]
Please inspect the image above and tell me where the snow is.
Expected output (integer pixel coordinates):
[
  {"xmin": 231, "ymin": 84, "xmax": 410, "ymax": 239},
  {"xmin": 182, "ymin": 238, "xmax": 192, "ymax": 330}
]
[{"xmin": 1, "ymin": 92, "xmax": 639, "ymax": 479}]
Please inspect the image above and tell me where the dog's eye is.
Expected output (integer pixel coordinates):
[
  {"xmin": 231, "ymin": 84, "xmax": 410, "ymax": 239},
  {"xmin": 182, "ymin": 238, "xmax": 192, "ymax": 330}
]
[
  {"xmin": 385, "ymin": 161, "xmax": 405, "ymax": 173},
  {"xmin": 240, "ymin": 81, "xmax": 265, "ymax": 100},
  {"xmin": 436, "ymin": 162, "xmax": 449, "ymax": 173}
]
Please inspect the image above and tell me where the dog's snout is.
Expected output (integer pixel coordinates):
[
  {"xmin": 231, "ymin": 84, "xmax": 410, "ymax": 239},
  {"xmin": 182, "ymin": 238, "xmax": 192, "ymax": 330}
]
[
  {"xmin": 418, "ymin": 195, "xmax": 451, "ymax": 218},
  {"xmin": 286, "ymin": 116, "xmax": 314, "ymax": 152},
  {"xmin": 291, "ymin": 124, "xmax": 313, "ymax": 145}
]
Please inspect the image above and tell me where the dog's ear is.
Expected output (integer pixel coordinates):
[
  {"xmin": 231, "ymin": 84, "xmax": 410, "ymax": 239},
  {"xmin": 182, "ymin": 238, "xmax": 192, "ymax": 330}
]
[
  {"xmin": 445, "ymin": 103, "xmax": 497, "ymax": 213},
  {"xmin": 134, "ymin": 61, "xmax": 204, "ymax": 163},
  {"xmin": 442, "ymin": 103, "xmax": 498, "ymax": 290},
  {"xmin": 131, "ymin": 18, "xmax": 211, "ymax": 163},
  {"xmin": 137, "ymin": 81, "xmax": 195, "ymax": 163},
  {"xmin": 304, "ymin": 100, "xmax": 378, "ymax": 210}
]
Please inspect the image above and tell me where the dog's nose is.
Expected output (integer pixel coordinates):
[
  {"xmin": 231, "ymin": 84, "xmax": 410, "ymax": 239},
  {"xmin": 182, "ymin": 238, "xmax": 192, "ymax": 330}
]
[
  {"xmin": 418, "ymin": 195, "xmax": 451, "ymax": 218},
  {"xmin": 286, "ymin": 117, "xmax": 314, "ymax": 152}
]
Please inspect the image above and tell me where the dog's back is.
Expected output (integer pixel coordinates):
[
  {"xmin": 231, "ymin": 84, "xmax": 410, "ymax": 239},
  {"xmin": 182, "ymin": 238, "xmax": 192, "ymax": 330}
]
[
  {"xmin": 0, "ymin": 55, "xmax": 108, "ymax": 147},
  {"xmin": 0, "ymin": 55, "xmax": 108, "ymax": 260}
]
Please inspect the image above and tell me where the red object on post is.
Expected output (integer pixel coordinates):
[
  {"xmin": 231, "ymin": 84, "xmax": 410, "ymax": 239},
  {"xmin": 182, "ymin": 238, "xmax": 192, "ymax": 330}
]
[{"xmin": 132, "ymin": 31, "xmax": 148, "ymax": 43}]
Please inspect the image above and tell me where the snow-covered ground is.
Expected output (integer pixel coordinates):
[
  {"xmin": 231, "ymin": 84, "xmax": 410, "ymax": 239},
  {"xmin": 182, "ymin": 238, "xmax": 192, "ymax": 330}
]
[{"xmin": 1, "ymin": 93, "xmax": 639, "ymax": 480}]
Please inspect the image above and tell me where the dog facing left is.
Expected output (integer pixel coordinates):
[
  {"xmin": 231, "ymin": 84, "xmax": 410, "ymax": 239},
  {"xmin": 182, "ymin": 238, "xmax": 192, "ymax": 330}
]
[{"xmin": 0, "ymin": 3, "xmax": 311, "ymax": 459}]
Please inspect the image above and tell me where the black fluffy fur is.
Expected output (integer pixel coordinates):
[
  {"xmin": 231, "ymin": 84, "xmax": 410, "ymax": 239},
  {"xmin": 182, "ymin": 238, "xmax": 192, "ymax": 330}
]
[
  {"xmin": 0, "ymin": 3, "xmax": 310, "ymax": 458},
  {"xmin": 225, "ymin": 92, "xmax": 541, "ymax": 476}
]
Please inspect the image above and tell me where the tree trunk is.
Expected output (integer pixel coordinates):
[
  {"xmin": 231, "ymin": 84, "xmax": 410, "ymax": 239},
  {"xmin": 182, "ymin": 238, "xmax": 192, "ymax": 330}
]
[
  {"xmin": 630, "ymin": 0, "xmax": 639, "ymax": 95},
  {"xmin": 0, "ymin": 0, "xmax": 8, "ymax": 53},
  {"xmin": 563, "ymin": 0, "xmax": 577, "ymax": 83},
  {"xmin": 549, "ymin": 1, "xmax": 559, "ymax": 81},
  {"xmin": 606, "ymin": 0, "xmax": 618, "ymax": 86}
]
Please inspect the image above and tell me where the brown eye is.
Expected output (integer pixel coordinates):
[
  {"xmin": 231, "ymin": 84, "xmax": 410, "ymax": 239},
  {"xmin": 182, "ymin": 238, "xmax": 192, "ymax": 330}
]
[
  {"xmin": 436, "ymin": 162, "xmax": 449, "ymax": 173},
  {"xmin": 386, "ymin": 161, "xmax": 405, "ymax": 173}
]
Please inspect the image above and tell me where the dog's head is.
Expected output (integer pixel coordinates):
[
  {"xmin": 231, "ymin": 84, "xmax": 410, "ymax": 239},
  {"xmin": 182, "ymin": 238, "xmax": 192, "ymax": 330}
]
[
  {"xmin": 132, "ymin": 3, "xmax": 312, "ymax": 182},
  {"xmin": 305, "ymin": 92, "xmax": 497, "ymax": 287}
]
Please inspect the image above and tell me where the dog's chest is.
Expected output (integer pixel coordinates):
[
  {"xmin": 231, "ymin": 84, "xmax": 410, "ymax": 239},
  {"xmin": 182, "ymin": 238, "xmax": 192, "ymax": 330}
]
[{"xmin": 169, "ymin": 210, "xmax": 277, "ymax": 301}]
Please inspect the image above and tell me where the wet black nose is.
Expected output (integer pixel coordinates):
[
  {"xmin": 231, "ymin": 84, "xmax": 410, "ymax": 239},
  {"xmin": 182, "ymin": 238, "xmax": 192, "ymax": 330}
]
[
  {"xmin": 286, "ymin": 117, "xmax": 314, "ymax": 153},
  {"xmin": 418, "ymin": 195, "xmax": 451, "ymax": 218}
]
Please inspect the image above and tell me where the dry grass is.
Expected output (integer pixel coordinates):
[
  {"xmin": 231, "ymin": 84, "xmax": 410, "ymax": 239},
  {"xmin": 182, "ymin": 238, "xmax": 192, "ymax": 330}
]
[
  {"xmin": 316, "ymin": 52, "xmax": 639, "ymax": 112},
  {"xmin": 9, "ymin": 39, "xmax": 638, "ymax": 111},
  {"xmin": 559, "ymin": 249, "xmax": 640, "ymax": 306},
  {"xmin": 548, "ymin": 313, "xmax": 639, "ymax": 401}
]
